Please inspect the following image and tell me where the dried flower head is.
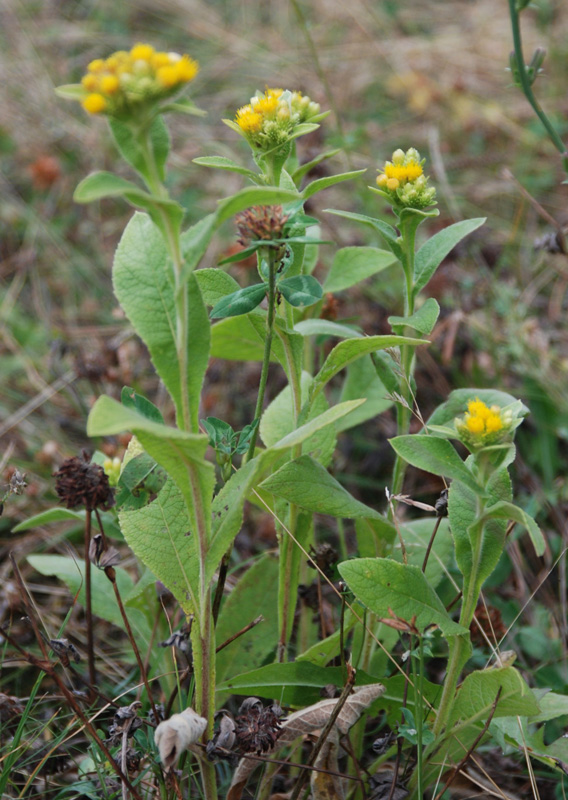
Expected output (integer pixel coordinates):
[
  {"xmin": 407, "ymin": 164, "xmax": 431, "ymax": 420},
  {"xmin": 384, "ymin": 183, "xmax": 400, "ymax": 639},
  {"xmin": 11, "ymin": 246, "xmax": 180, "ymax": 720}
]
[
  {"xmin": 106, "ymin": 701, "xmax": 143, "ymax": 746},
  {"xmin": 234, "ymin": 697, "xmax": 284, "ymax": 755},
  {"xmin": 236, "ymin": 205, "xmax": 289, "ymax": 246},
  {"xmin": 308, "ymin": 542, "xmax": 338, "ymax": 576},
  {"xmin": 53, "ymin": 452, "xmax": 114, "ymax": 511},
  {"xmin": 376, "ymin": 147, "xmax": 436, "ymax": 210},
  {"xmin": 227, "ymin": 88, "xmax": 323, "ymax": 151},
  {"xmin": 65, "ymin": 43, "xmax": 198, "ymax": 117}
]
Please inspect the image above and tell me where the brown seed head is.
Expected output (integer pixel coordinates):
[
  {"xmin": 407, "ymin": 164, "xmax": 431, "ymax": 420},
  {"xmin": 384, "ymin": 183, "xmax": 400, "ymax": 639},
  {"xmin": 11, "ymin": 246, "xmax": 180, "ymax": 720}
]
[
  {"xmin": 53, "ymin": 451, "xmax": 114, "ymax": 511},
  {"xmin": 236, "ymin": 205, "xmax": 289, "ymax": 247}
]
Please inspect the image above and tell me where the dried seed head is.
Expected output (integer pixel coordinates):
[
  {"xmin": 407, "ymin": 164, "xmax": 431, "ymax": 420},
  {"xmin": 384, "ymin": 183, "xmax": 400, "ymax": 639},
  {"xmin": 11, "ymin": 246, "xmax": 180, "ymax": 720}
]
[
  {"xmin": 53, "ymin": 452, "xmax": 114, "ymax": 511},
  {"xmin": 234, "ymin": 698, "xmax": 284, "ymax": 755},
  {"xmin": 106, "ymin": 701, "xmax": 143, "ymax": 745},
  {"xmin": 236, "ymin": 205, "xmax": 289, "ymax": 247}
]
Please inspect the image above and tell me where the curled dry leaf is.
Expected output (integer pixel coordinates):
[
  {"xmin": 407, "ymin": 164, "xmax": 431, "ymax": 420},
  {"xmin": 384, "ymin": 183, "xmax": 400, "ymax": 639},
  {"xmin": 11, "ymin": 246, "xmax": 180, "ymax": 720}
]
[
  {"xmin": 228, "ymin": 683, "xmax": 385, "ymax": 800},
  {"xmin": 154, "ymin": 707, "xmax": 207, "ymax": 770}
]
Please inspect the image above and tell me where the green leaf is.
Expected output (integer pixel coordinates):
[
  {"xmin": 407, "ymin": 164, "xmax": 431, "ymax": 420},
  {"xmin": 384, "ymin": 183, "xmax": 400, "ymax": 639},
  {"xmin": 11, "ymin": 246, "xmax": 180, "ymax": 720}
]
[
  {"xmin": 355, "ymin": 517, "xmax": 397, "ymax": 558},
  {"xmin": 311, "ymin": 335, "xmax": 425, "ymax": 402},
  {"xmin": 529, "ymin": 691, "xmax": 568, "ymax": 723},
  {"xmin": 118, "ymin": 478, "xmax": 199, "ymax": 614},
  {"xmin": 73, "ymin": 171, "xmax": 149, "ymax": 204},
  {"xmin": 216, "ymin": 661, "xmax": 380, "ymax": 706},
  {"xmin": 426, "ymin": 389, "xmax": 527, "ymax": 428},
  {"xmin": 271, "ymin": 400, "xmax": 365, "ymax": 453},
  {"xmin": 27, "ymin": 555, "xmax": 151, "ymax": 647},
  {"xmin": 324, "ymin": 209, "xmax": 404, "ymax": 262},
  {"xmin": 55, "ymin": 84, "xmax": 85, "ymax": 100},
  {"xmin": 216, "ymin": 555, "xmax": 279, "ymax": 684},
  {"xmin": 12, "ymin": 507, "xmax": 84, "ymax": 532},
  {"xmin": 448, "ymin": 465, "xmax": 511, "ymax": 588},
  {"xmin": 413, "ymin": 218, "xmax": 485, "ymax": 297},
  {"xmin": 121, "ymin": 386, "xmax": 164, "ymax": 424},
  {"xmin": 109, "ymin": 117, "xmax": 170, "ymax": 181},
  {"xmin": 161, "ymin": 98, "xmax": 207, "ymax": 117},
  {"xmin": 294, "ymin": 319, "xmax": 362, "ymax": 340},
  {"xmin": 482, "ymin": 500, "xmax": 545, "ymax": 557},
  {"xmin": 260, "ymin": 372, "xmax": 336, "ymax": 467},
  {"xmin": 113, "ymin": 213, "xmax": 210, "ymax": 429},
  {"xmin": 210, "ymin": 313, "xmax": 271, "ymax": 361},
  {"xmin": 301, "ymin": 169, "xmax": 366, "ymax": 200},
  {"xmin": 87, "ymin": 397, "xmax": 214, "ymax": 563},
  {"xmin": 337, "ymin": 356, "xmax": 392, "ymax": 432},
  {"xmin": 324, "ymin": 247, "xmax": 396, "ymax": 293},
  {"xmin": 389, "ymin": 435, "xmax": 484, "ymax": 495},
  {"xmin": 205, "ymin": 452, "xmax": 278, "ymax": 586},
  {"xmin": 259, "ymin": 454, "xmax": 382, "ymax": 519},
  {"xmin": 450, "ymin": 667, "xmax": 539, "ymax": 726},
  {"xmin": 193, "ymin": 156, "xmax": 259, "ymax": 180},
  {"xmin": 210, "ymin": 283, "xmax": 266, "ymax": 318},
  {"xmin": 278, "ymin": 275, "xmax": 323, "ymax": 307},
  {"xmin": 292, "ymin": 149, "xmax": 341, "ymax": 184},
  {"xmin": 400, "ymin": 518, "xmax": 453, "ymax": 588},
  {"xmin": 296, "ymin": 613, "xmax": 357, "ymax": 666},
  {"xmin": 388, "ymin": 297, "xmax": 440, "ymax": 335},
  {"xmin": 338, "ymin": 558, "xmax": 468, "ymax": 636},
  {"xmin": 193, "ymin": 269, "xmax": 241, "ymax": 307}
]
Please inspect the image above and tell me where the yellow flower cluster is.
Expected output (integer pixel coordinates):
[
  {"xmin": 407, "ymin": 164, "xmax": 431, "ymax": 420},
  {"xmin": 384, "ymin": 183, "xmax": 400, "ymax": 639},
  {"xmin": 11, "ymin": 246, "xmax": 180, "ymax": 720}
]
[
  {"xmin": 79, "ymin": 43, "xmax": 199, "ymax": 116},
  {"xmin": 376, "ymin": 148, "xmax": 436, "ymax": 209},
  {"xmin": 232, "ymin": 87, "xmax": 321, "ymax": 150},
  {"xmin": 456, "ymin": 398, "xmax": 512, "ymax": 449}
]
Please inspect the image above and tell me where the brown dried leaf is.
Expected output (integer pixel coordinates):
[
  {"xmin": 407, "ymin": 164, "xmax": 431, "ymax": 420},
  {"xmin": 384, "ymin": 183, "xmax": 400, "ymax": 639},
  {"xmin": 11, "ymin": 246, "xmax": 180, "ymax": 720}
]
[{"xmin": 228, "ymin": 684, "xmax": 384, "ymax": 800}]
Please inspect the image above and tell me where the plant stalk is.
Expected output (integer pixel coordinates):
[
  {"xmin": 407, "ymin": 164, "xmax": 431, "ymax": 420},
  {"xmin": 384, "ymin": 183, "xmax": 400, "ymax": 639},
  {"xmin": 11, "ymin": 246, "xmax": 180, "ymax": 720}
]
[{"xmin": 247, "ymin": 249, "xmax": 278, "ymax": 460}]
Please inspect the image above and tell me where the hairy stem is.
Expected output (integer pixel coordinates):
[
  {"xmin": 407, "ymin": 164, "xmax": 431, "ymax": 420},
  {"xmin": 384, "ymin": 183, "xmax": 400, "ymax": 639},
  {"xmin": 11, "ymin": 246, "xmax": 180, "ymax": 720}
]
[{"xmin": 247, "ymin": 249, "xmax": 277, "ymax": 460}]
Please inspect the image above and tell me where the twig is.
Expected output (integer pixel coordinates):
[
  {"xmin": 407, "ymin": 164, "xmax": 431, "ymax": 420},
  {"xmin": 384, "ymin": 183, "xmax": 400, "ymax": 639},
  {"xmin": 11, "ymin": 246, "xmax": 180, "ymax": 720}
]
[
  {"xmin": 288, "ymin": 665, "xmax": 357, "ymax": 800},
  {"xmin": 212, "ymin": 547, "xmax": 231, "ymax": 624},
  {"xmin": 422, "ymin": 516, "xmax": 443, "ymax": 573},
  {"xmin": 215, "ymin": 615, "xmax": 264, "ymax": 653},
  {"xmin": 0, "ymin": 623, "xmax": 144, "ymax": 800},
  {"xmin": 104, "ymin": 565, "xmax": 160, "ymax": 724},
  {"xmin": 432, "ymin": 686, "xmax": 503, "ymax": 800}
]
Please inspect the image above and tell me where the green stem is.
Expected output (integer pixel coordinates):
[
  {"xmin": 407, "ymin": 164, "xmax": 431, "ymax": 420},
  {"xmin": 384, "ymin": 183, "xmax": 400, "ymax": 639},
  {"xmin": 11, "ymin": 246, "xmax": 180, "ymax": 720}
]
[
  {"xmin": 139, "ymin": 126, "xmax": 193, "ymax": 433},
  {"xmin": 390, "ymin": 221, "xmax": 417, "ymax": 503},
  {"xmin": 431, "ymin": 512, "xmax": 484, "ymax": 739},
  {"xmin": 247, "ymin": 250, "xmax": 277, "ymax": 460},
  {"xmin": 415, "ymin": 635, "xmax": 426, "ymax": 799},
  {"xmin": 508, "ymin": 0, "xmax": 567, "ymax": 160},
  {"xmin": 275, "ymin": 321, "xmax": 303, "ymax": 662}
]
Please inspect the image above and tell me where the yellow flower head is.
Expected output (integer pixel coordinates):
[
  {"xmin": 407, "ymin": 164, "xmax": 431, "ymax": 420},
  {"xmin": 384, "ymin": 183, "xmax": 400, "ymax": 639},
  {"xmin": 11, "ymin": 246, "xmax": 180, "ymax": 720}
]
[
  {"xmin": 231, "ymin": 87, "xmax": 322, "ymax": 150},
  {"xmin": 376, "ymin": 147, "xmax": 436, "ymax": 210},
  {"xmin": 455, "ymin": 398, "xmax": 511, "ymax": 449},
  {"xmin": 73, "ymin": 43, "xmax": 199, "ymax": 117}
]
